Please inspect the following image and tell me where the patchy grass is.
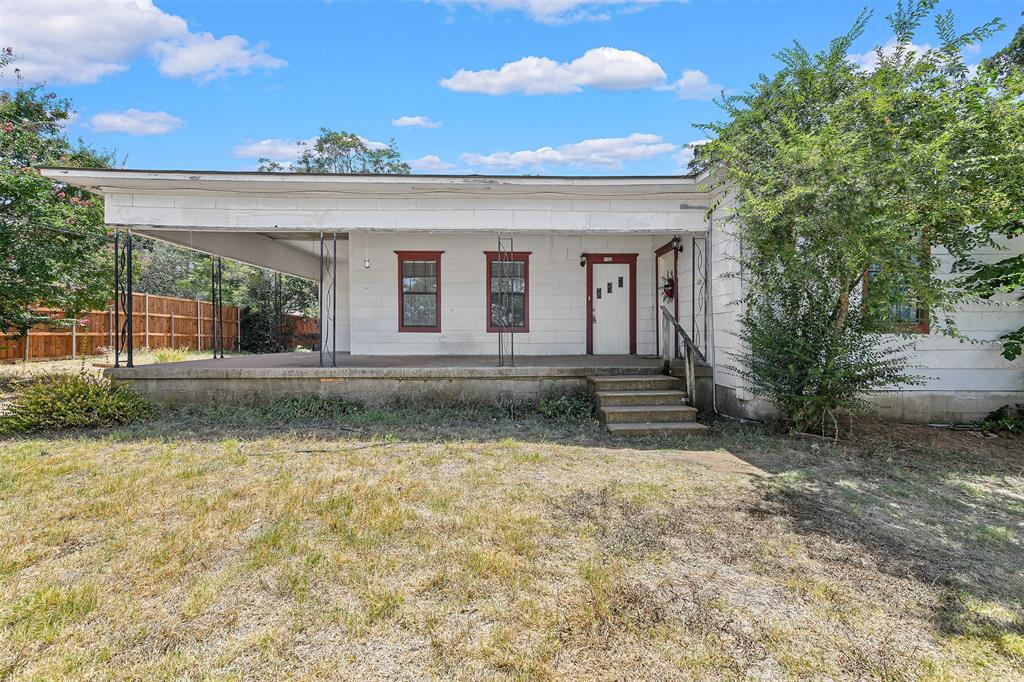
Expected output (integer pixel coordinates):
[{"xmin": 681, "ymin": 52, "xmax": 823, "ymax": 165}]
[{"xmin": 0, "ymin": 403, "xmax": 1021, "ymax": 680}]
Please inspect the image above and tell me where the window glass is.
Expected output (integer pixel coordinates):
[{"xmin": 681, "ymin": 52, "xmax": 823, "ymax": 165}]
[
  {"xmin": 489, "ymin": 258, "xmax": 526, "ymax": 328},
  {"xmin": 399, "ymin": 257, "xmax": 439, "ymax": 329}
]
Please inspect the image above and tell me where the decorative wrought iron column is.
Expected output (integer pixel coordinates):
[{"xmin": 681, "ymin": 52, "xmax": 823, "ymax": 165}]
[
  {"xmin": 211, "ymin": 255, "xmax": 224, "ymax": 358},
  {"xmin": 496, "ymin": 235, "xmax": 515, "ymax": 367},
  {"xmin": 691, "ymin": 236, "xmax": 709, "ymax": 359},
  {"xmin": 319, "ymin": 232, "xmax": 338, "ymax": 368},
  {"xmin": 113, "ymin": 228, "xmax": 134, "ymax": 367}
]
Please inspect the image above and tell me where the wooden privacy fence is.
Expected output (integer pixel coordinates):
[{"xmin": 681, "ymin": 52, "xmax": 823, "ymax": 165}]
[{"xmin": 0, "ymin": 293, "xmax": 241, "ymax": 362}]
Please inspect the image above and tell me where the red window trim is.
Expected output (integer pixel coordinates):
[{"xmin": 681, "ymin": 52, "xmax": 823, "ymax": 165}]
[
  {"xmin": 396, "ymin": 250, "xmax": 443, "ymax": 333},
  {"xmin": 585, "ymin": 253, "xmax": 638, "ymax": 355},
  {"xmin": 484, "ymin": 251, "xmax": 531, "ymax": 333}
]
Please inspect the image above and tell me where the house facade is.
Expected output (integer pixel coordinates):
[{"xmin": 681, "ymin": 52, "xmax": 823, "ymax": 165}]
[{"xmin": 42, "ymin": 167, "xmax": 1024, "ymax": 424}]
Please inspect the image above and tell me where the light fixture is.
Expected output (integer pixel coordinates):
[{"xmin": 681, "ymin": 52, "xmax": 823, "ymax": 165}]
[
  {"xmin": 363, "ymin": 232, "xmax": 370, "ymax": 269},
  {"xmin": 363, "ymin": 258, "xmax": 371, "ymax": 269},
  {"xmin": 579, "ymin": 253, "xmax": 587, "ymax": 267},
  {"xmin": 670, "ymin": 235, "xmax": 681, "ymax": 252}
]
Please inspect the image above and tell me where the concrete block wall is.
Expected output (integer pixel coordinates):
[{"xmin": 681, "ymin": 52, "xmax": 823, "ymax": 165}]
[
  {"xmin": 346, "ymin": 231, "xmax": 679, "ymax": 355},
  {"xmin": 105, "ymin": 192, "xmax": 710, "ymax": 234}
]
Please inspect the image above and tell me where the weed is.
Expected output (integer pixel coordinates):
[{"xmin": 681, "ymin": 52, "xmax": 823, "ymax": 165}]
[{"xmin": 0, "ymin": 373, "xmax": 150, "ymax": 434}]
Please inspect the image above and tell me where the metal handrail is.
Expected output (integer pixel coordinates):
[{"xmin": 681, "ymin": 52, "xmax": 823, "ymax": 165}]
[{"xmin": 660, "ymin": 305, "xmax": 708, "ymax": 366}]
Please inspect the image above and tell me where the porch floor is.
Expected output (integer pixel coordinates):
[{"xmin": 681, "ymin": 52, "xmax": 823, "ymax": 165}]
[{"xmin": 107, "ymin": 351, "xmax": 664, "ymax": 379}]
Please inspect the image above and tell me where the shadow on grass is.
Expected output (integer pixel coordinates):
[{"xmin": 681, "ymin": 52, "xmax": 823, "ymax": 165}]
[{"xmin": 737, "ymin": 422, "xmax": 1024, "ymax": 650}]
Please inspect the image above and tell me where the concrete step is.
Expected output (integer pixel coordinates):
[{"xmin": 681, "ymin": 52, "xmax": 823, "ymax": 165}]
[
  {"xmin": 598, "ymin": 404, "xmax": 698, "ymax": 424},
  {"xmin": 606, "ymin": 421, "xmax": 709, "ymax": 437},
  {"xmin": 588, "ymin": 374, "xmax": 682, "ymax": 392},
  {"xmin": 594, "ymin": 389, "xmax": 687, "ymax": 407}
]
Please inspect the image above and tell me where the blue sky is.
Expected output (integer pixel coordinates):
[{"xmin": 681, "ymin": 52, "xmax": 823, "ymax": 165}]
[{"xmin": 3, "ymin": 0, "xmax": 1021, "ymax": 174}]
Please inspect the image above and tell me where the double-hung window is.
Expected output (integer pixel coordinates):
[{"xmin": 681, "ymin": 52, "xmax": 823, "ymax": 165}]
[
  {"xmin": 485, "ymin": 251, "xmax": 529, "ymax": 333},
  {"xmin": 397, "ymin": 251, "xmax": 442, "ymax": 332},
  {"xmin": 864, "ymin": 262, "xmax": 929, "ymax": 333}
]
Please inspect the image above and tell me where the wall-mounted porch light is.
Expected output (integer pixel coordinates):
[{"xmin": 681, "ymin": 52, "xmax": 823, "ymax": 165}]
[
  {"xmin": 579, "ymin": 253, "xmax": 587, "ymax": 267},
  {"xmin": 363, "ymin": 258, "xmax": 371, "ymax": 269},
  {"xmin": 670, "ymin": 235, "xmax": 681, "ymax": 252}
]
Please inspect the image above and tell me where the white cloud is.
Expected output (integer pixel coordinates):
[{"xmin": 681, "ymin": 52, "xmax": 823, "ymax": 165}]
[
  {"xmin": 89, "ymin": 109, "xmax": 184, "ymax": 136},
  {"xmin": 441, "ymin": 46, "xmax": 666, "ymax": 95},
  {"xmin": 663, "ymin": 69, "xmax": 722, "ymax": 100},
  {"xmin": 152, "ymin": 32, "xmax": 286, "ymax": 81},
  {"xmin": 392, "ymin": 115, "xmax": 442, "ymax": 128},
  {"xmin": 233, "ymin": 134, "xmax": 390, "ymax": 161},
  {"xmin": 436, "ymin": 0, "xmax": 675, "ymax": 25},
  {"xmin": 409, "ymin": 155, "xmax": 456, "ymax": 172},
  {"xmin": 847, "ymin": 39, "xmax": 931, "ymax": 71},
  {"xmin": 460, "ymin": 132, "xmax": 675, "ymax": 169},
  {"xmin": 233, "ymin": 138, "xmax": 311, "ymax": 161},
  {"xmin": 0, "ymin": 0, "xmax": 285, "ymax": 84},
  {"xmin": 674, "ymin": 138, "xmax": 709, "ymax": 172}
]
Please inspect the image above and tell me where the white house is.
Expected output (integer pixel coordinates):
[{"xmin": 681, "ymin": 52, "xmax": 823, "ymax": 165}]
[{"xmin": 41, "ymin": 167, "xmax": 1024, "ymax": 426}]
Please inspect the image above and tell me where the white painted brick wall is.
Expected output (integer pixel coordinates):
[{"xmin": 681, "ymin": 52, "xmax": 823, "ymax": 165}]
[
  {"xmin": 104, "ymin": 192, "xmax": 709, "ymax": 234},
  {"xmin": 346, "ymin": 231, "xmax": 675, "ymax": 356}
]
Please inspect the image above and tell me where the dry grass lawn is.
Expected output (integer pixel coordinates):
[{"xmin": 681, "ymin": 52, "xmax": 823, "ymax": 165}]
[{"xmin": 0, "ymin": 386, "xmax": 1021, "ymax": 679}]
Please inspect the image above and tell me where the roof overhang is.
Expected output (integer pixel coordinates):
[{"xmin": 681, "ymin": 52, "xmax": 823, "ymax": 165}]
[{"xmin": 40, "ymin": 167, "xmax": 705, "ymax": 197}]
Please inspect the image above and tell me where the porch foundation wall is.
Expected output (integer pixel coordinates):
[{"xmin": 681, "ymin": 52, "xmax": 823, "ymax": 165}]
[{"xmin": 115, "ymin": 375, "xmax": 600, "ymax": 405}]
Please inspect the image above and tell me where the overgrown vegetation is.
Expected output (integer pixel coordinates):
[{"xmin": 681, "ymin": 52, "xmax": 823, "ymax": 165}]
[
  {"xmin": 536, "ymin": 391, "xmax": 595, "ymax": 423},
  {"xmin": 979, "ymin": 404, "xmax": 1024, "ymax": 435},
  {"xmin": 0, "ymin": 373, "xmax": 150, "ymax": 434},
  {"xmin": 734, "ymin": 274, "xmax": 921, "ymax": 436},
  {"xmin": 151, "ymin": 347, "xmax": 190, "ymax": 364},
  {"xmin": 694, "ymin": 1, "xmax": 1024, "ymax": 434}
]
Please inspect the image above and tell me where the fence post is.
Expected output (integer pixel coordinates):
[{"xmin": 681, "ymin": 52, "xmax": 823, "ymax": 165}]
[
  {"xmin": 237, "ymin": 307, "xmax": 241, "ymax": 352},
  {"xmin": 170, "ymin": 310, "xmax": 175, "ymax": 349},
  {"xmin": 107, "ymin": 307, "xmax": 113, "ymax": 349},
  {"xmin": 196, "ymin": 297, "xmax": 201, "ymax": 351},
  {"xmin": 71, "ymin": 320, "xmax": 77, "ymax": 360},
  {"xmin": 23, "ymin": 328, "xmax": 29, "ymax": 362},
  {"xmin": 144, "ymin": 293, "xmax": 150, "ymax": 349}
]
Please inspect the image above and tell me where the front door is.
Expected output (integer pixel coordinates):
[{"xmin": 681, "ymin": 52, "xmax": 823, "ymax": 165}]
[{"xmin": 591, "ymin": 263, "xmax": 631, "ymax": 354}]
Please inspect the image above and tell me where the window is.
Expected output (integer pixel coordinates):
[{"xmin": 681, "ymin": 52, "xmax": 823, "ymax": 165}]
[
  {"xmin": 864, "ymin": 263, "xmax": 929, "ymax": 333},
  {"xmin": 397, "ymin": 251, "xmax": 442, "ymax": 332},
  {"xmin": 485, "ymin": 251, "xmax": 530, "ymax": 333}
]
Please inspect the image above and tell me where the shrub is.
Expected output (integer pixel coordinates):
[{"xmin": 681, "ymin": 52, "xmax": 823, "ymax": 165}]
[
  {"xmin": 0, "ymin": 373, "xmax": 151, "ymax": 434},
  {"xmin": 979, "ymin": 404, "xmax": 1024, "ymax": 435},
  {"xmin": 152, "ymin": 347, "xmax": 189, "ymax": 363},
  {"xmin": 537, "ymin": 392, "xmax": 595, "ymax": 423},
  {"xmin": 733, "ymin": 276, "xmax": 921, "ymax": 437}
]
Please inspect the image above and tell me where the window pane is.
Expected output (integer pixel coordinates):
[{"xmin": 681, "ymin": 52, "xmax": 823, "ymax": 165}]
[
  {"xmin": 402, "ymin": 260, "xmax": 436, "ymax": 293},
  {"xmin": 490, "ymin": 260, "xmax": 525, "ymax": 279},
  {"xmin": 403, "ymin": 293, "xmax": 436, "ymax": 326},
  {"xmin": 490, "ymin": 293, "xmax": 525, "ymax": 327},
  {"xmin": 489, "ymin": 259, "xmax": 525, "ymax": 293}
]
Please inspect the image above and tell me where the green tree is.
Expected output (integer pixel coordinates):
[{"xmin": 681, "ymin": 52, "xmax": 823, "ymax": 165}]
[
  {"xmin": 694, "ymin": 1, "xmax": 1024, "ymax": 433},
  {"xmin": 258, "ymin": 128, "xmax": 410, "ymax": 174},
  {"xmin": 983, "ymin": 19, "xmax": 1024, "ymax": 79},
  {"xmin": 961, "ymin": 20, "xmax": 1024, "ymax": 361},
  {"xmin": 1, "ymin": 48, "xmax": 115, "ymax": 334}
]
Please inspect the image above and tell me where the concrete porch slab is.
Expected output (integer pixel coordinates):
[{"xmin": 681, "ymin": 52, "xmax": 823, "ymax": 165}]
[{"xmin": 105, "ymin": 352, "xmax": 665, "ymax": 405}]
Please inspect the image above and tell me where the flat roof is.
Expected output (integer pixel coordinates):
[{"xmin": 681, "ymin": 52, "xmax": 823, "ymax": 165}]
[{"xmin": 39, "ymin": 166, "xmax": 706, "ymax": 197}]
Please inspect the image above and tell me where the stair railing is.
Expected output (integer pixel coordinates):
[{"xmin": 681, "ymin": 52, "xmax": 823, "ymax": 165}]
[{"xmin": 660, "ymin": 304, "xmax": 709, "ymax": 409}]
